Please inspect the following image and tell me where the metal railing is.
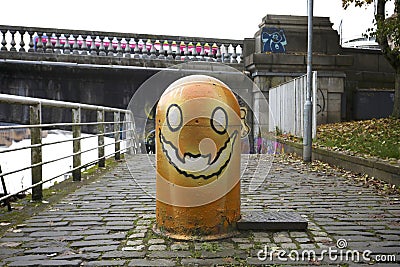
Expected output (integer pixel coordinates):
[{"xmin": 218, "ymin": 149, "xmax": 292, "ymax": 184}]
[
  {"xmin": 0, "ymin": 25, "xmax": 243, "ymax": 63},
  {"xmin": 268, "ymin": 72, "xmax": 317, "ymax": 138},
  {"xmin": 0, "ymin": 93, "xmax": 137, "ymax": 208}
]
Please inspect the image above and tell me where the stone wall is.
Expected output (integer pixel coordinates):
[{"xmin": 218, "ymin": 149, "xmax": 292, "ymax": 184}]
[
  {"xmin": 244, "ymin": 14, "xmax": 395, "ymax": 127},
  {"xmin": 0, "ymin": 61, "xmax": 158, "ymax": 126}
]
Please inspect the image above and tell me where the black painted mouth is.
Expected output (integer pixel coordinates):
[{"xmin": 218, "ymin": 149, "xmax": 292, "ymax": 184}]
[{"xmin": 159, "ymin": 129, "xmax": 238, "ymax": 180}]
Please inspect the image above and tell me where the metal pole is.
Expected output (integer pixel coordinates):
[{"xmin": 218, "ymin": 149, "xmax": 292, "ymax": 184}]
[{"xmin": 303, "ymin": 0, "xmax": 313, "ymax": 162}]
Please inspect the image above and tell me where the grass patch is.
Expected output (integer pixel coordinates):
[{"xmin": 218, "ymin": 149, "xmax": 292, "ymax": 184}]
[{"xmin": 314, "ymin": 118, "xmax": 400, "ymax": 161}]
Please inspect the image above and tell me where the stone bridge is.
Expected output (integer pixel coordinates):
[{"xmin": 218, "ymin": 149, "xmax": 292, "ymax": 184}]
[{"xmin": 0, "ymin": 14, "xmax": 396, "ymax": 127}]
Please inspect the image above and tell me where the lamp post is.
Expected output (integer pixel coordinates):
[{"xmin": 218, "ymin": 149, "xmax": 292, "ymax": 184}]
[{"xmin": 303, "ymin": 0, "xmax": 313, "ymax": 162}]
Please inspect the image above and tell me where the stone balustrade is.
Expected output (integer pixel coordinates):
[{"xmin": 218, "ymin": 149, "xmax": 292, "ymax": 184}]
[{"xmin": 0, "ymin": 25, "xmax": 243, "ymax": 64}]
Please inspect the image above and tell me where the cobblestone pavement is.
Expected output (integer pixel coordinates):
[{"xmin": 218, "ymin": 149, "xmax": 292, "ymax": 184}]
[{"xmin": 0, "ymin": 154, "xmax": 399, "ymax": 266}]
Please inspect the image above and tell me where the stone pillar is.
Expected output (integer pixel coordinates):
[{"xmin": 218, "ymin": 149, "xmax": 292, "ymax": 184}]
[{"xmin": 245, "ymin": 14, "xmax": 352, "ymax": 131}]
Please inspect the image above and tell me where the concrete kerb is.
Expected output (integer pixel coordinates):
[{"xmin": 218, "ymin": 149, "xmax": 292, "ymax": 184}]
[{"xmin": 277, "ymin": 137, "xmax": 400, "ymax": 186}]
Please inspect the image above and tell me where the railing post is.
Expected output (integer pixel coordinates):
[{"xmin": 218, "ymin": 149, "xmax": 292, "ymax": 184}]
[
  {"xmin": 133, "ymin": 38, "xmax": 140, "ymax": 59},
  {"xmin": 125, "ymin": 112, "xmax": 133, "ymax": 155},
  {"xmin": 28, "ymin": 31, "xmax": 35, "ymax": 52},
  {"xmin": 231, "ymin": 44, "xmax": 238, "ymax": 63},
  {"xmin": 30, "ymin": 103, "xmax": 42, "ymax": 201},
  {"xmin": 149, "ymin": 40, "xmax": 157, "ymax": 59},
  {"xmin": 0, "ymin": 166, "xmax": 12, "ymax": 211},
  {"xmin": 175, "ymin": 41, "xmax": 181, "ymax": 61},
  {"xmin": 166, "ymin": 41, "xmax": 173, "ymax": 60},
  {"xmin": 199, "ymin": 42, "xmax": 205, "ymax": 61},
  {"xmin": 184, "ymin": 42, "xmax": 190, "ymax": 61},
  {"xmin": 216, "ymin": 43, "xmax": 222, "ymax": 62},
  {"xmin": 1, "ymin": 29, "xmax": 7, "ymax": 51},
  {"xmin": 158, "ymin": 40, "xmax": 165, "ymax": 60},
  {"xmin": 97, "ymin": 109, "xmax": 105, "ymax": 167},
  {"xmin": 10, "ymin": 30, "xmax": 17, "ymax": 52},
  {"xmin": 90, "ymin": 35, "xmax": 98, "ymax": 56},
  {"xmin": 124, "ymin": 37, "xmax": 131, "ymax": 58},
  {"xmin": 81, "ymin": 35, "xmax": 88, "ymax": 55},
  {"xmin": 191, "ymin": 41, "xmax": 198, "ymax": 61},
  {"xmin": 99, "ymin": 36, "xmax": 106, "ymax": 56},
  {"xmin": 207, "ymin": 43, "xmax": 215, "ymax": 62},
  {"xmin": 223, "ymin": 44, "xmax": 231, "ymax": 63},
  {"xmin": 64, "ymin": 34, "xmax": 71, "ymax": 55},
  {"xmin": 37, "ymin": 32, "xmax": 44, "ymax": 53},
  {"xmin": 45, "ymin": 33, "xmax": 53, "ymax": 53},
  {"xmin": 72, "ymin": 34, "xmax": 79, "ymax": 55},
  {"xmin": 114, "ymin": 111, "xmax": 121, "ymax": 160},
  {"xmin": 54, "ymin": 33, "xmax": 61, "ymax": 54},
  {"xmin": 72, "ymin": 107, "xmax": 81, "ymax": 181}
]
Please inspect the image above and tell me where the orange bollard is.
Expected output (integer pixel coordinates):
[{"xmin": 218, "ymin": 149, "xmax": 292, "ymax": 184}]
[{"xmin": 154, "ymin": 75, "xmax": 241, "ymax": 240}]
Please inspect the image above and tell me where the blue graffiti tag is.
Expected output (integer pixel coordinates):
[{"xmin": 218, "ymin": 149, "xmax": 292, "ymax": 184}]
[{"xmin": 261, "ymin": 28, "xmax": 287, "ymax": 53}]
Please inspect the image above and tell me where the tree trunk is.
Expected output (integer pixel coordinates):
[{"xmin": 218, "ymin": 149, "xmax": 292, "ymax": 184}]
[{"xmin": 392, "ymin": 69, "xmax": 400, "ymax": 118}]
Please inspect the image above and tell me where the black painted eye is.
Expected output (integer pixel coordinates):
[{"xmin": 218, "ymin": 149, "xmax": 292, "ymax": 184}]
[
  {"xmin": 166, "ymin": 104, "xmax": 182, "ymax": 132},
  {"xmin": 211, "ymin": 107, "xmax": 227, "ymax": 134}
]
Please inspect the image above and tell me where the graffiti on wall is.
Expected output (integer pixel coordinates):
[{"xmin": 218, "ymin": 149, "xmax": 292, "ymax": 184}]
[
  {"xmin": 261, "ymin": 28, "xmax": 287, "ymax": 53},
  {"xmin": 317, "ymin": 88, "xmax": 326, "ymax": 115},
  {"xmin": 257, "ymin": 138, "xmax": 285, "ymax": 155}
]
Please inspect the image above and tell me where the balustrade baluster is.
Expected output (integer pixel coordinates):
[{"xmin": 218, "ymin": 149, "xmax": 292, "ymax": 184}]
[
  {"xmin": 54, "ymin": 33, "xmax": 61, "ymax": 54},
  {"xmin": 223, "ymin": 44, "xmax": 230, "ymax": 63},
  {"xmin": 90, "ymin": 36, "xmax": 97, "ymax": 56},
  {"xmin": 141, "ymin": 40, "xmax": 149, "ymax": 59},
  {"xmin": 28, "ymin": 31, "xmax": 34, "ymax": 52},
  {"xmin": 239, "ymin": 44, "xmax": 243, "ymax": 62},
  {"xmin": 81, "ymin": 35, "xmax": 88, "ymax": 55},
  {"xmin": 19, "ymin": 30, "xmax": 26, "ymax": 52},
  {"xmin": 216, "ymin": 43, "xmax": 222, "ymax": 62},
  {"xmin": 133, "ymin": 38, "xmax": 140, "ymax": 59},
  {"xmin": 45, "ymin": 33, "xmax": 53, "ymax": 53},
  {"xmin": 37, "ymin": 32, "xmax": 44, "ymax": 53},
  {"xmin": 183, "ymin": 42, "xmax": 190, "ymax": 61},
  {"xmin": 0, "ymin": 29, "xmax": 7, "ymax": 51},
  {"xmin": 175, "ymin": 41, "xmax": 181, "ymax": 61},
  {"xmin": 199, "ymin": 42, "xmax": 205, "ymax": 61},
  {"xmin": 207, "ymin": 43, "xmax": 214, "ymax": 62},
  {"xmin": 63, "ymin": 34, "xmax": 71, "ymax": 54},
  {"xmin": 116, "ymin": 37, "xmax": 123, "ymax": 57},
  {"xmin": 166, "ymin": 41, "xmax": 173, "ymax": 61},
  {"xmin": 231, "ymin": 44, "xmax": 238, "ymax": 63},
  {"xmin": 149, "ymin": 40, "xmax": 156, "ymax": 59},
  {"xmin": 191, "ymin": 41, "xmax": 197, "ymax": 61},
  {"xmin": 99, "ymin": 36, "xmax": 106, "ymax": 56},
  {"xmin": 107, "ymin": 37, "xmax": 114, "ymax": 56},
  {"xmin": 10, "ymin": 30, "xmax": 17, "ymax": 52},
  {"xmin": 124, "ymin": 38, "xmax": 131, "ymax": 58},
  {"xmin": 158, "ymin": 40, "xmax": 165, "ymax": 60}
]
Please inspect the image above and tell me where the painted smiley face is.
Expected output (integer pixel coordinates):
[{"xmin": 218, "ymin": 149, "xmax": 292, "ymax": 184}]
[
  {"xmin": 156, "ymin": 75, "xmax": 241, "ymax": 187},
  {"xmin": 159, "ymin": 104, "xmax": 238, "ymax": 180}
]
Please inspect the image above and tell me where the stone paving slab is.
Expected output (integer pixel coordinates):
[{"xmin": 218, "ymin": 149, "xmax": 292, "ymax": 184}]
[{"xmin": 0, "ymin": 154, "xmax": 399, "ymax": 266}]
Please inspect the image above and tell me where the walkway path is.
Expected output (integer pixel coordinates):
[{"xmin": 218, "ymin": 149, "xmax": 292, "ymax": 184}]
[{"xmin": 0, "ymin": 154, "xmax": 399, "ymax": 266}]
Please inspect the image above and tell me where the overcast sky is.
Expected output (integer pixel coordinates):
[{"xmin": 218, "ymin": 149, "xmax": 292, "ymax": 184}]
[{"xmin": 0, "ymin": 0, "xmax": 394, "ymax": 42}]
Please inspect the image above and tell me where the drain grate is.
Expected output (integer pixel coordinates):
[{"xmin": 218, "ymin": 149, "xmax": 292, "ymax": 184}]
[{"xmin": 237, "ymin": 211, "xmax": 308, "ymax": 231}]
